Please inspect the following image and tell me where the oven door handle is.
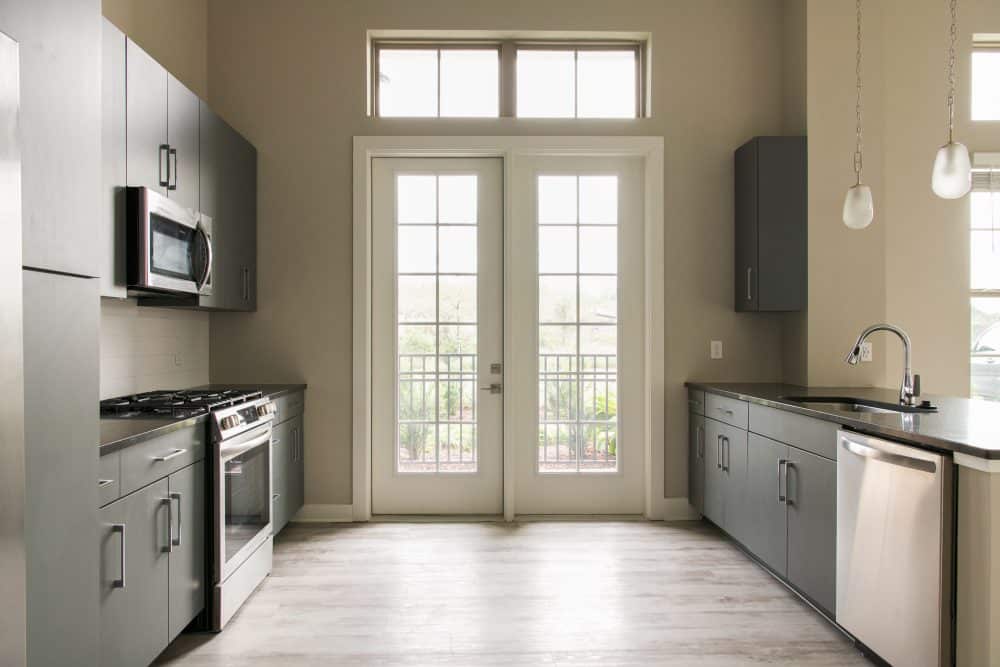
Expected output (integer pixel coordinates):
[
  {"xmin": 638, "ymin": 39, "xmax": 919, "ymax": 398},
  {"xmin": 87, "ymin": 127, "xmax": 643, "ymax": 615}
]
[{"xmin": 220, "ymin": 429, "xmax": 272, "ymax": 463}]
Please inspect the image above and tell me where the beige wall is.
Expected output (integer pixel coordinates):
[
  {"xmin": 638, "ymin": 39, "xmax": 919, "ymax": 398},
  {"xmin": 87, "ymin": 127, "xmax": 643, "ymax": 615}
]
[
  {"xmin": 205, "ymin": 0, "xmax": 788, "ymax": 506},
  {"xmin": 102, "ymin": 0, "xmax": 209, "ymax": 100}
]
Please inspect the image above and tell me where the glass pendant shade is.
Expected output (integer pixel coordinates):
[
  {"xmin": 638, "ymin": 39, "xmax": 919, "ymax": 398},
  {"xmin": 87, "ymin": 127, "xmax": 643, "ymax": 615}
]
[
  {"xmin": 931, "ymin": 141, "xmax": 972, "ymax": 199},
  {"xmin": 843, "ymin": 184, "xmax": 874, "ymax": 229}
]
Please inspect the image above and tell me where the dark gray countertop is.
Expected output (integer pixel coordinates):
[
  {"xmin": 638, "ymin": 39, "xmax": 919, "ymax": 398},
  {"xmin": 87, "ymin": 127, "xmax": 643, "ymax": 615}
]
[
  {"xmin": 100, "ymin": 415, "xmax": 207, "ymax": 456},
  {"xmin": 685, "ymin": 382, "xmax": 1000, "ymax": 460},
  {"xmin": 99, "ymin": 384, "xmax": 307, "ymax": 455}
]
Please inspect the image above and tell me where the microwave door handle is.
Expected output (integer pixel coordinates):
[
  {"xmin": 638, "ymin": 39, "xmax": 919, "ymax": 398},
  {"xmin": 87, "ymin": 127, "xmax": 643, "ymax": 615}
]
[{"xmin": 196, "ymin": 221, "xmax": 213, "ymax": 291}]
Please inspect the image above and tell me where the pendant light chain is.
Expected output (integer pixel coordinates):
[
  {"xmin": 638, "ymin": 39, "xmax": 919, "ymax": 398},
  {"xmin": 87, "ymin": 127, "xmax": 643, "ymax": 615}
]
[
  {"xmin": 854, "ymin": 0, "xmax": 864, "ymax": 186},
  {"xmin": 947, "ymin": 0, "xmax": 958, "ymax": 143}
]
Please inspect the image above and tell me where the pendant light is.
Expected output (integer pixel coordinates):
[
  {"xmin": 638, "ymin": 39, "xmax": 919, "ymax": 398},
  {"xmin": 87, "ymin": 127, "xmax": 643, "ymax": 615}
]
[
  {"xmin": 843, "ymin": 0, "xmax": 874, "ymax": 229},
  {"xmin": 931, "ymin": 0, "xmax": 972, "ymax": 199}
]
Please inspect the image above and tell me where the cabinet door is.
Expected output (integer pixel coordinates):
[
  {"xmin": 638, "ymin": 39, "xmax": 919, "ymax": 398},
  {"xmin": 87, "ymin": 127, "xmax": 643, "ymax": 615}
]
[
  {"xmin": 688, "ymin": 412, "xmax": 706, "ymax": 515},
  {"xmin": 99, "ymin": 479, "xmax": 170, "ymax": 667},
  {"xmin": 734, "ymin": 139, "xmax": 758, "ymax": 312},
  {"xmin": 289, "ymin": 415, "xmax": 305, "ymax": 520},
  {"xmin": 227, "ymin": 128, "xmax": 257, "ymax": 311},
  {"xmin": 786, "ymin": 449, "xmax": 837, "ymax": 616},
  {"xmin": 126, "ymin": 38, "xmax": 168, "ymax": 195},
  {"xmin": 197, "ymin": 102, "xmax": 226, "ymax": 308},
  {"xmin": 101, "ymin": 18, "xmax": 127, "ymax": 297},
  {"xmin": 721, "ymin": 424, "xmax": 749, "ymax": 543},
  {"xmin": 745, "ymin": 434, "xmax": 788, "ymax": 576},
  {"xmin": 2, "ymin": 0, "xmax": 102, "ymax": 276},
  {"xmin": 23, "ymin": 271, "xmax": 99, "ymax": 666},
  {"xmin": 703, "ymin": 419, "xmax": 725, "ymax": 526},
  {"xmin": 167, "ymin": 74, "xmax": 199, "ymax": 211},
  {"xmin": 168, "ymin": 461, "xmax": 205, "ymax": 640},
  {"xmin": 271, "ymin": 420, "xmax": 291, "ymax": 534},
  {"xmin": 757, "ymin": 137, "xmax": 806, "ymax": 311}
]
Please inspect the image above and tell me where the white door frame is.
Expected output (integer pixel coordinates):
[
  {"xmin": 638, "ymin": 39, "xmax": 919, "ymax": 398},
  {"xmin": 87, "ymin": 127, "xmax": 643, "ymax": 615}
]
[{"xmin": 353, "ymin": 136, "xmax": 665, "ymax": 522}]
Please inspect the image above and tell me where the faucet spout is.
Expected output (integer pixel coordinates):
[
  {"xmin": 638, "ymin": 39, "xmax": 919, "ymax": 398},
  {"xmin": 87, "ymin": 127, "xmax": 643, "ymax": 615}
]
[{"xmin": 845, "ymin": 323, "xmax": 916, "ymax": 406}]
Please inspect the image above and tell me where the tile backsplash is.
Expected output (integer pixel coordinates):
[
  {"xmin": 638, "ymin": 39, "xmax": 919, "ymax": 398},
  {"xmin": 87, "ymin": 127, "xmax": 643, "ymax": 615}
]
[{"xmin": 100, "ymin": 298, "xmax": 210, "ymax": 399}]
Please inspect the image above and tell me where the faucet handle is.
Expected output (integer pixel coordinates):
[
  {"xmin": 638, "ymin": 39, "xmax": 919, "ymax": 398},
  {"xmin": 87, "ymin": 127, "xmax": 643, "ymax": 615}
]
[{"xmin": 913, "ymin": 374, "xmax": 921, "ymax": 397}]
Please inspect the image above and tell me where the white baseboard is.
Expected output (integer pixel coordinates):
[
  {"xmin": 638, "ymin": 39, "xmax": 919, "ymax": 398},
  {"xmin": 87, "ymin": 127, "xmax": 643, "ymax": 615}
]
[
  {"xmin": 292, "ymin": 504, "xmax": 355, "ymax": 523},
  {"xmin": 659, "ymin": 497, "xmax": 702, "ymax": 521}
]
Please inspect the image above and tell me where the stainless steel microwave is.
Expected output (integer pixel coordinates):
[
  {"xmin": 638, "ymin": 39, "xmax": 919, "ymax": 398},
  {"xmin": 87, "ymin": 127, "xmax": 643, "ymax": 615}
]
[{"xmin": 126, "ymin": 186, "xmax": 213, "ymax": 297}]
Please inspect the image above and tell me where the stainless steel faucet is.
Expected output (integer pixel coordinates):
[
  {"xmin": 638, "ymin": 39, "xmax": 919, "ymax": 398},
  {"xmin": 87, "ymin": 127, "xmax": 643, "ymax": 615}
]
[{"xmin": 845, "ymin": 323, "xmax": 920, "ymax": 406}]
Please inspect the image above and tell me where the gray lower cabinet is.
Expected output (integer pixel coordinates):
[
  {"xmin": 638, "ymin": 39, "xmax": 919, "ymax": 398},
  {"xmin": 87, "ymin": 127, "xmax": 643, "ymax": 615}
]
[
  {"xmin": 23, "ymin": 270, "xmax": 99, "ymax": 666},
  {"xmin": 745, "ymin": 434, "xmax": 788, "ymax": 576},
  {"xmin": 272, "ymin": 394, "xmax": 305, "ymax": 534},
  {"xmin": 785, "ymin": 448, "xmax": 837, "ymax": 615},
  {"xmin": 688, "ymin": 411, "xmax": 705, "ymax": 515},
  {"xmin": 168, "ymin": 460, "xmax": 206, "ymax": 639},
  {"xmin": 0, "ymin": 0, "xmax": 102, "ymax": 276},
  {"xmin": 703, "ymin": 417, "xmax": 748, "ymax": 542},
  {"xmin": 99, "ymin": 478, "xmax": 170, "ymax": 667}
]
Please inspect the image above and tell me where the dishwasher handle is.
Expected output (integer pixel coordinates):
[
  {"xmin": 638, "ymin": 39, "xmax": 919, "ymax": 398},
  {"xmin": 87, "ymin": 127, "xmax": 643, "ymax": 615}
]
[{"xmin": 841, "ymin": 436, "xmax": 937, "ymax": 474}]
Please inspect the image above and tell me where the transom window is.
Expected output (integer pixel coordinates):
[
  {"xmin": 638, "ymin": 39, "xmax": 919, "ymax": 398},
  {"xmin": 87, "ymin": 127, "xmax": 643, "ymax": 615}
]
[
  {"xmin": 371, "ymin": 37, "xmax": 647, "ymax": 119},
  {"xmin": 970, "ymin": 158, "xmax": 1000, "ymax": 400},
  {"xmin": 972, "ymin": 36, "xmax": 1000, "ymax": 121}
]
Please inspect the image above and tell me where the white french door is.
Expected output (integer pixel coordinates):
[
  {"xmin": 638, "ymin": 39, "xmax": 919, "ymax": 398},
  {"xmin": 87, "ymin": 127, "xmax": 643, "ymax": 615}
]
[
  {"xmin": 511, "ymin": 156, "xmax": 645, "ymax": 514},
  {"xmin": 371, "ymin": 158, "xmax": 504, "ymax": 514}
]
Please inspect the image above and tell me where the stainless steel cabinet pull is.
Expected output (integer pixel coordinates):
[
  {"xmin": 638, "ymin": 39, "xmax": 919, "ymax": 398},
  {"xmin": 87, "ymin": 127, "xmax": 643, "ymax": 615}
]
[
  {"xmin": 784, "ymin": 462, "xmax": 794, "ymax": 506},
  {"xmin": 111, "ymin": 524, "xmax": 125, "ymax": 589},
  {"xmin": 162, "ymin": 498, "xmax": 173, "ymax": 553},
  {"xmin": 158, "ymin": 144, "xmax": 170, "ymax": 187},
  {"xmin": 153, "ymin": 448, "xmax": 187, "ymax": 462},
  {"xmin": 272, "ymin": 493, "xmax": 281, "ymax": 501},
  {"xmin": 170, "ymin": 492, "xmax": 182, "ymax": 547},
  {"xmin": 271, "ymin": 438, "xmax": 281, "ymax": 445},
  {"xmin": 777, "ymin": 459, "xmax": 787, "ymax": 503},
  {"xmin": 723, "ymin": 436, "xmax": 730, "ymax": 472},
  {"xmin": 747, "ymin": 266, "xmax": 752, "ymax": 301},
  {"xmin": 716, "ymin": 435, "xmax": 722, "ymax": 469},
  {"xmin": 98, "ymin": 479, "xmax": 114, "ymax": 488},
  {"xmin": 696, "ymin": 426, "xmax": 704, "ymax": 459},
  {"xmin": 242, "ymin": 267, "xmax": 250, "ymax": 301},
  {"xmin": 717, "ymin": 407, "xmax": 734, "ymax": 416},
  {"xmin": 167, "ymin": 148, "xmax": 178, "ymax": 190}
]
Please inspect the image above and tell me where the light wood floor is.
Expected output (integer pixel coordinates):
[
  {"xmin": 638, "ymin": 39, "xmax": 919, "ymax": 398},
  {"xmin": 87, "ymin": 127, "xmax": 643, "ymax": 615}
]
[{"xmin": 156, "ymin": 521, "xmax": 871, "ymax": 666}]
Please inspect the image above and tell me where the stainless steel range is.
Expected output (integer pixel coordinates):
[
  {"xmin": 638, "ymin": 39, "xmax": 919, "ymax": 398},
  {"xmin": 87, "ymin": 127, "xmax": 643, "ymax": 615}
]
[{"xmin": 100, "ymin": 388, "xmax": 276, "ymax": 631}]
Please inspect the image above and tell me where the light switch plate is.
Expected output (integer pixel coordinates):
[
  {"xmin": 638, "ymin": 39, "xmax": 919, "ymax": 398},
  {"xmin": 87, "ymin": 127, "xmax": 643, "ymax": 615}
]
[
  {"xmin": 710, "ymin": 340, "xmax": 723, "ymax": 360},
  {"xmin": 860, "ymin": 341, "xmax": 873, "ymax": 362}
]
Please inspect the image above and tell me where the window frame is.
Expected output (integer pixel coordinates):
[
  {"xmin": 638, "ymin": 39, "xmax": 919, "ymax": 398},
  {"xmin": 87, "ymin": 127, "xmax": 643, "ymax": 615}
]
[{"xmin": 370, "ymin": 38, "xmax": 648, "ymax": 119}]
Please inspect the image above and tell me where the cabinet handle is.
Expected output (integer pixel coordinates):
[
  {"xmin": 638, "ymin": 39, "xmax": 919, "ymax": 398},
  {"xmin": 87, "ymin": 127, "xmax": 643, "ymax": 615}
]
[
  {"xmin": 153, "ymin": 448, "xmax": 187, "ymax": 462},
  {"xmin": 784, "ymin": 462, "xmax": 795, "ymax": 506},
  {"xmin": 111, "ymin": 524, "xmax": 125, "ymax": 589},
  {"xmin": 162, "ymin": 498, "xmax": 173, "ymax": 553},
  {"xmin": 696, "ymin": 426, "xmax": 704, "ymax": 459},
  {"xmin": 746, "ymin": 266, "xmax": 752, "ymax": 301},
  {"xmin": 170, "ymin": 492, "xmax": 182, "ymax": 547},
  {"xmin": 158, "ymin": 144, "xmax": 170, "ymax": 187},
  {"xmin": 98, "ymin": 479, "xmax": 115, "ymax": 488},
  {"xmin": 272, "ymin": 493, "xmax": 281, "ymax": 501},
  {"xmin": 242, "ymin": 267, "xmax": 250, "ymax": 301},
  {"xmin": 717, "ymin": 407, "xmax": 734, "ymax": 416},
  {"xmin": 271, "ymin": 438, "xmax": 281, "ymax": 445},
  {"xmin": 722, "ymin": 436, "xmax": 730, "ymax": 472},
  {"xmin": 777, "ymin": 459, "xmax": 787, "ymax": 503},
  {"xmin": 168, "ymin": 148, "xmax": 178, "ymax": 190},
  {"xmin": 716, "ymin": 435, "xmax": 722, "ymax": 469}
]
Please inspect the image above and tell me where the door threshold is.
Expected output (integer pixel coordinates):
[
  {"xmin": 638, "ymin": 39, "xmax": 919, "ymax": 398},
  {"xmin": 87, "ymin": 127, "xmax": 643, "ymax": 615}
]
[
  {"xmin": 370, "ymin": 514, "xmax": 506, "ymax": 523},
  {"xmin": 514, "ymin": 514, "xmax": 646, "ymax": 522}
]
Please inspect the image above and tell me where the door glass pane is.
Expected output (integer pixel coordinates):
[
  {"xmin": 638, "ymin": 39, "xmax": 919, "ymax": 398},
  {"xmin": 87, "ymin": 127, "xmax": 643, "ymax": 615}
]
[
  {"xmin": 396, "ymin": 174, "xmax": 480, "ymax": 473},
  {"xmin": 537, "ymin": 174, "xmax": 619, "ymax": 472},
  {"xmin": 440, "ymin": 50, "xmax": 499, "ymax": 118},
  {"xmin": 972, "ymin": 297, "xmax": 1000, "ymax": 401}
]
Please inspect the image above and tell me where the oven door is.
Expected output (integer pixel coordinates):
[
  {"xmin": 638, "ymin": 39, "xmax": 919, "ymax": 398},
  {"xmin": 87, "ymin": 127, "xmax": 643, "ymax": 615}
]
[
  {"xmin": 215, "ymin": 423, "xmax": 272, "ymax": 583},
  {"xmin": 127, "ymin": 186, "xmax": 213, "ymax": 296}
]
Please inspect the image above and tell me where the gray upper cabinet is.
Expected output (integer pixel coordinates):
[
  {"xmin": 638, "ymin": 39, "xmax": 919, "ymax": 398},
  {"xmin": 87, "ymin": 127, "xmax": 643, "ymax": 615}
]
[
  {"xmin": 23, "ymin": 270, "xmax": 99, "ymax": 667},
  {"xmin": 1, "ymin": 0, "xmax": 102, "ymax": 276},
  {"xmin": 734, "ymin": 136, "xmax": 806, "ymax": 312},
  {"xmin": 168, "ymin": 460, "xmax": 205, "ymax": 640},
  {"xmin": 688, "ymin": 411, "xmax": 705, "ymax": 515},
  {"xmin": 126, "ymin": 38, "xmax": 168, "ymax": 196},
  {"xmin": 98, "ymin": 478, "xmax": 170, "ymax": 667},
  {"xmin": 101, "ymin": 18, "xmax": 127, "ymax": 298},
  {"xmin": 167, "ymin": 74, "xmax": 200, "ymax": 211},
  {"xmin": 786, "ymin": 448, "xmax": 837, "ymax": 615}
]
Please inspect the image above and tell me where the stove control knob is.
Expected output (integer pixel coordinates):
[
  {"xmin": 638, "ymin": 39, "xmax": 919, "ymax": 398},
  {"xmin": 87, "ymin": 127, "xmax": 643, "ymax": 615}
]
[{"xmin": 256, "ymin": 404, "xmax": 270, "ymax": 417}]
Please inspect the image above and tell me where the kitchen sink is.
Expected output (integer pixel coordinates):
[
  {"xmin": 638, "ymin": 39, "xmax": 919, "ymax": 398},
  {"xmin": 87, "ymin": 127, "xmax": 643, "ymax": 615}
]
[{"xmin": 780, "ymin": 396, "xmax": 936, "ymax": 414}]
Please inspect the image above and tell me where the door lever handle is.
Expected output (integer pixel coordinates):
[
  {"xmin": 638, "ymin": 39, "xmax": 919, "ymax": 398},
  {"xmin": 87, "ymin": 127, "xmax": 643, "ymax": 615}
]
[{"xmin": 480, "ymin": 383, "xmax": 502, "ymax": 394}]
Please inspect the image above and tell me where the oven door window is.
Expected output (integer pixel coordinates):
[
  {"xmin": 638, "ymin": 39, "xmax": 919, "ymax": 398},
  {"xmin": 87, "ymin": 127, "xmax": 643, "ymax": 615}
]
[
  {"xmin": 224, "ymin": 442, "xmax": 270, "ymax": 564},
  {"xmin": 150, "ymin": 213, "xmax": 196, "ymax": 282}
]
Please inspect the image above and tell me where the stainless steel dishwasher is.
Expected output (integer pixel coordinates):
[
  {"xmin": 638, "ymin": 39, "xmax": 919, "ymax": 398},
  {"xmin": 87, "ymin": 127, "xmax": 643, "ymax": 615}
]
[{"xmin": 836, "ymin": 430, "xmax": 953, "ymax": 667}]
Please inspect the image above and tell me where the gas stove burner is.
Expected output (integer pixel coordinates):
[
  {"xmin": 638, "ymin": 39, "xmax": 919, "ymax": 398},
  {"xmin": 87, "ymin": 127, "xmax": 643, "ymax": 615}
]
[{"xmin": 100, "ymin": 388, "xmax": 264, "ymax": 419}]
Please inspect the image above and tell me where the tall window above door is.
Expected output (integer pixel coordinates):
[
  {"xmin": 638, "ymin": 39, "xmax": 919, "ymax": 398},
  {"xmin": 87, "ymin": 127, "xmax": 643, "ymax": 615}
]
[
  {"xmin": 972, "ymin": 35, "xmax": 1000, "ymax": 121},
  {"xmin": 369, "ymin": 35, "xmax": 648, "ymax": 118}
]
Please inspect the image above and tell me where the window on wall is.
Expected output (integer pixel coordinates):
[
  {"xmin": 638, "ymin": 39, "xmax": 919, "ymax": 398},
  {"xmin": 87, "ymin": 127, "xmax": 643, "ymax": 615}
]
[
  {"xmin": 971, "ymin": 162, "xmax": 1000, "ymax": 400},
  {"xmin": 972, "ymin": 35, "xmax": 1000, "ymax": 121},
  {"xmin": 371, "ymin": 37, "xmax": 647, "ymax": 119}
]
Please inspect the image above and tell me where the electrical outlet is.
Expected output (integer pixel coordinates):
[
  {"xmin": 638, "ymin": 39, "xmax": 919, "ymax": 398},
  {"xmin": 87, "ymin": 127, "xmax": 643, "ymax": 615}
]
[
  {"xmin": 173, "ymin": 353, "xmax": 183, "ymax": 367},
  {"xmin": 860, "ymin": 341, "xmax": 873, "ymax": 362},
  {"xmin": 710, "ymin": 340, "xmax": 723, "ymax": 360}
]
